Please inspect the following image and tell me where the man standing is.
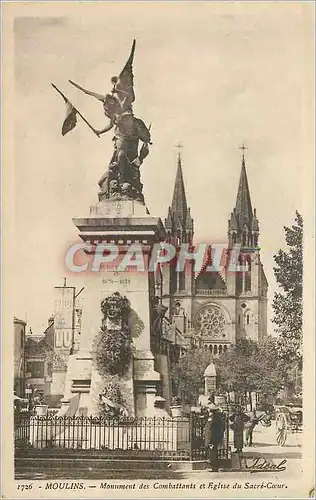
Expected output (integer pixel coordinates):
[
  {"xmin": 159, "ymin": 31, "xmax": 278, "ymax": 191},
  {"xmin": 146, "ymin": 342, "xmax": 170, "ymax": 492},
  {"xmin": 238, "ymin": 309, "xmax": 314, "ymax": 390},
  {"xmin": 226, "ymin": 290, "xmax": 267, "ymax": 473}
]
[
  {"xmin": 205, "ymin": 403, "xmax": 226, "ymax": 471},
  {"xmin": 229, "ymin": 405, "xmax": 250, "ymax": 454}
]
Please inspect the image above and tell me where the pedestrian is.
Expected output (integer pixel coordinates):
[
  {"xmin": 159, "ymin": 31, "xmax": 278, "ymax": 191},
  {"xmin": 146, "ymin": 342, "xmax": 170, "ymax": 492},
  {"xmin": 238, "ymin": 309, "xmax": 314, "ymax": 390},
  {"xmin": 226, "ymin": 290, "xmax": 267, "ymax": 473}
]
[
  {"xmin": 205, "ymin": 403, "xmax": 226, "ymax": 471},
  {"xmin": 244, "ymin": 410, "xmax": 259, "ymax": 447},
  {"xmin": 229, "ymin": 405, "xmax": 250, "ymax": 454}
]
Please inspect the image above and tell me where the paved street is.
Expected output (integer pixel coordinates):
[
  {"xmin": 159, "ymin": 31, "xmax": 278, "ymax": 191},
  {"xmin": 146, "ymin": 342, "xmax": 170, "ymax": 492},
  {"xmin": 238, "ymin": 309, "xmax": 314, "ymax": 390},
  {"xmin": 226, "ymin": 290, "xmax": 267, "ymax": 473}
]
[{"xmin": 184, "ymin": 420, "xmax": 302, "ymax": 481}]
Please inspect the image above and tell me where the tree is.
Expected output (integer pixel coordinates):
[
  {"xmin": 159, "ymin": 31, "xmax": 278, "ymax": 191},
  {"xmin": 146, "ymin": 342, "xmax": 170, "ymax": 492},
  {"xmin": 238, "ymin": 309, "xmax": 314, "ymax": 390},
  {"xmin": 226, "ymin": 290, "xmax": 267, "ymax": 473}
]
[
  {"xmin": 272, "ymin": 212, "xmax": 303, "ymax": 379},
  {"xmin": 253, "ymin": 337, "xmax": 285, "ymax": 396},
  {"xmin": 170, "ymin": 338, "xmax": 284, "ymax": 406},
  {"xmin": 170, "ymin": 347, "xmax": 213, "ymax": 405},
  {"xmin": 215, "ymin": 338, "xmax": 284, "ymax": 407},
  {"xmin": 215, "ymin": 339, "xmax": 258, "ymax": 395}
]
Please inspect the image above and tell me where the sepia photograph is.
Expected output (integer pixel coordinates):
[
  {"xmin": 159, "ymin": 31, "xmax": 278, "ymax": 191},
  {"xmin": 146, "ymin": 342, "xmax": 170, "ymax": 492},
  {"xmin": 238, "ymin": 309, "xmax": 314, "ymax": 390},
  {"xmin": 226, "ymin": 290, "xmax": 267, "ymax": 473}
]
[{"xmin": 2, "ymin": 1, "xmax": 314, "ymax": 498}]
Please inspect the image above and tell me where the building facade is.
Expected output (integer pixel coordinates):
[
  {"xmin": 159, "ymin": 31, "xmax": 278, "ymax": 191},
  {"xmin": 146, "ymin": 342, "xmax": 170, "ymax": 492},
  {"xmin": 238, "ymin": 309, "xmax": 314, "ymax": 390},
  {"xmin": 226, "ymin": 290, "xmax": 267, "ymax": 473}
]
[
  {"xmin": 49, "ymin": 284, "xmax": 83, "ymax": 405},
  {"xmin": 23, "ymin": 284, "xmax": 84, "ymax": 407},
  {"xmin": 161, "ymin": 152, "xmax": 268, "ymax": 354},
  {"xmin": 14, "ymin": 317, "xmax": 26, "ymax": 397}
]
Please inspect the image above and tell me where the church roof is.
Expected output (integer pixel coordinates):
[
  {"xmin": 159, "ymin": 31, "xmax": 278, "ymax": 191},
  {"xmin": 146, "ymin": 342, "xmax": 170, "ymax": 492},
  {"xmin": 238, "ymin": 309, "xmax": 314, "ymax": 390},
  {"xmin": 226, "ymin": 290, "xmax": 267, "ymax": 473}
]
[
  {"xmin": 14, "ymin": 316, "xmax": 26, "ymax": 325},
  {"xmin": 195, "ymin": 245, "xmax": 227, "ymax": 287},
  {"xmin": 171, "ymin": 155, "xmax": 188, "ymax": 224},
  {"xmin": 25, "ymin": 336, "xmax": 53, "ymax": 356},
  {"xmin": 235, "ymin": 155, "xmax": 253, "ymax": 229}
]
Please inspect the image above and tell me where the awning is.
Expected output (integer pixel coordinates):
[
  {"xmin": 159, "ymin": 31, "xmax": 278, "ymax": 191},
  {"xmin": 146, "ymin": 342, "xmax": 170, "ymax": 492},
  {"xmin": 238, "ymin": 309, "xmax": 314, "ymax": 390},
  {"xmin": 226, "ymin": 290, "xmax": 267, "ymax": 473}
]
[{"xmin": 14, "ymin": 395, "xmax": 28, "ymax": 403}]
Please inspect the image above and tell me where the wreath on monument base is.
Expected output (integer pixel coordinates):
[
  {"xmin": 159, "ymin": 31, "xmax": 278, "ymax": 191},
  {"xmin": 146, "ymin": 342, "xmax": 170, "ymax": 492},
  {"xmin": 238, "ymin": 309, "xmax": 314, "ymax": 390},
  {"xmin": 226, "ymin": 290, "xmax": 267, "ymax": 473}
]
[{"xmin": 92, "ymin": 292, "xmax": 133, "ymax": 377}]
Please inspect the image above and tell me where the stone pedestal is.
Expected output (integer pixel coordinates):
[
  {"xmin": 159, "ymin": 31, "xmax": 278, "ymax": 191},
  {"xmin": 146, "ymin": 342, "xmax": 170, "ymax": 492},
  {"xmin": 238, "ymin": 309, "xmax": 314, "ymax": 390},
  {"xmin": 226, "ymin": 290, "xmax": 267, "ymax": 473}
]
[
  {"xmin": 170, "ymin": 405, "xmax": 182, "ymax": 417},
  {"xmin": 35, "ymin": 405, "xmax": 48, "ymax": 416},
  {"xmin": 62, "ymin": 199, "xmax": 166, "ymax": 416}
]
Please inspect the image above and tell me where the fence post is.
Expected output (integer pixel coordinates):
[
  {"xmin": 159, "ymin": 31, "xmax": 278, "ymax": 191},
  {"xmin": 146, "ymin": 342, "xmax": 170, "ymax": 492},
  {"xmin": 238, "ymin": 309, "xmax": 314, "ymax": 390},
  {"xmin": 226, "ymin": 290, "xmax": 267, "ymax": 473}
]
[{"xmin": 189, "ymin": 413, "xmax": 194, "ymax": 461}]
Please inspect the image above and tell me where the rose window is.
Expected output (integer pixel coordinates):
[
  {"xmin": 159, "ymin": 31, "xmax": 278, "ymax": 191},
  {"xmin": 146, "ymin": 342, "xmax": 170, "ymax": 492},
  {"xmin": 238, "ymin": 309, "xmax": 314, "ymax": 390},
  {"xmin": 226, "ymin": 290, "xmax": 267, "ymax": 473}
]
[{"xmin": 195, "ymin": 305, "xmax": 226, "ymax": 339}]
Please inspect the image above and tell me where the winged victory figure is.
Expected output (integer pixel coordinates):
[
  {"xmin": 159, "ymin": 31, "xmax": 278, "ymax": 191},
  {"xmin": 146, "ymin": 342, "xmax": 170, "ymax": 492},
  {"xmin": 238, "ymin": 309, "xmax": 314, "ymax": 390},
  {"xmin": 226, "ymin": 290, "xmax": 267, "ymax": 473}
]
[{"xmin": 69, "ymin": 40, "xmax": 151, "ymax": 204}]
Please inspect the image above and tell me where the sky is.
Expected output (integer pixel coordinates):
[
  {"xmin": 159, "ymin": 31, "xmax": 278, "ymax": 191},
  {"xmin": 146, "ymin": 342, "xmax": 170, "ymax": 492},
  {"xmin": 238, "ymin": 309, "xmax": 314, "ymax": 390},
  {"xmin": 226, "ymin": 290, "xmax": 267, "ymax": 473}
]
[{"xmin": 11, "ymin": 2, "xmax": 313, "ymax": 335}]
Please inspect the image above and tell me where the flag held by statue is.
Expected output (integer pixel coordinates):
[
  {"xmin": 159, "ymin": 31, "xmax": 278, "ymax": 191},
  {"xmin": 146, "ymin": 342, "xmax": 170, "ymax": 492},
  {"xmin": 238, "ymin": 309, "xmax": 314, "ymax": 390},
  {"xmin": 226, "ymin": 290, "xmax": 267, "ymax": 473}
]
[
  {"xmin": 51, "ymin": 83, "xmax": 78, "ymax": 136},
  {"xmin": 51, "ymin": 83, "xmax": 99, "ymax": 137},
  {"xmin": 62, "ymin": 100, "xmax": 78, "ymax": 136}
]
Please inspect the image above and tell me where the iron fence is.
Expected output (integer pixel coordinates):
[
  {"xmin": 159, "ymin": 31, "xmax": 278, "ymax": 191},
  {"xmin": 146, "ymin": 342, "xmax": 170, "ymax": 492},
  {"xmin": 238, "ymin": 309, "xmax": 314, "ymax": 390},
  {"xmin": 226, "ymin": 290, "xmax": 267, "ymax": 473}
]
[
  {"xmin": 14, "ymin": 413, "xmax": 230, "ymax": 462},
  {"xmin": 189, "ymin": 412, "xmax": 230, "ymax": 461}
]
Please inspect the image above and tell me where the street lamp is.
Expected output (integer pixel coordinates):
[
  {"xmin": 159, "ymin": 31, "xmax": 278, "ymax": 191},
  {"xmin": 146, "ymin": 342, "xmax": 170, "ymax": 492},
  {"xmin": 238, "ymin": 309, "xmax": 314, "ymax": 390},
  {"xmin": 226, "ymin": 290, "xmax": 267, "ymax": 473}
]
[{"xmin": 204, "ymin": 362, "xmax": 217, "ymax": 395}]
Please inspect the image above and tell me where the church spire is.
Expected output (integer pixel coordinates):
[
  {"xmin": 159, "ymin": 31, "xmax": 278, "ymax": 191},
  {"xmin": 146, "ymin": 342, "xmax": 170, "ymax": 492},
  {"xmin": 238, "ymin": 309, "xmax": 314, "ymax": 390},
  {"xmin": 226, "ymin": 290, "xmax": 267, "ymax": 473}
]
[
  {"xmin": 171, "ymin": 154, "xmax": 188, "ymax": 223},
  {"xmin": 165, "ymin": 148, "xmax": 194, "ymax": 244},
  {"xmin": 228, "ymin": 146, "xmax": 259, "ymax": 248},
  {"xmin": 235, "ymin": 153, "xmax": 253, "ymax": 229}
]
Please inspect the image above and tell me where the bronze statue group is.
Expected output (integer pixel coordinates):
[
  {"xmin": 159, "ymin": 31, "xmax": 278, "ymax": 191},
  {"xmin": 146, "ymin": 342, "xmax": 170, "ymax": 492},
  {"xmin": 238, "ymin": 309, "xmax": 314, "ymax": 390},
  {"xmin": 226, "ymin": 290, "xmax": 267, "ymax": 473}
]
[{"xmin": 53, "ymin": 40, "xmax": 152, "ymax": 206}]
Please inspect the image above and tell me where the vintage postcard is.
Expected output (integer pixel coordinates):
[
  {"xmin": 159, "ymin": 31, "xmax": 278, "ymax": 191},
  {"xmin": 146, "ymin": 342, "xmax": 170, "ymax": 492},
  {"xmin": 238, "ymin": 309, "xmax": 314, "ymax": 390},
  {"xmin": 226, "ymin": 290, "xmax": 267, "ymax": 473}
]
[{"xmin": 1, "ymin": 1, "xmax": 315, "ymax": 498}]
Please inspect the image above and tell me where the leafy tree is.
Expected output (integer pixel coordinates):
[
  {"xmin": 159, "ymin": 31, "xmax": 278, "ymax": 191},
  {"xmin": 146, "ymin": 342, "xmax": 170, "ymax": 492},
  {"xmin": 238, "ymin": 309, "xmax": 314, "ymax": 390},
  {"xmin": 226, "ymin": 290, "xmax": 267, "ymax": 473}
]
[
  {"xmin": 215, "ymin": 339, "xmax": 258, "ymax": 395},
  {"xmin": 170, "ymin": 347, "xmax": 213, "ymax": 404},
  {"xmin": 171, "ymin": 338, "xmax": 284, "ymax": 406},
  {"xmin": 272, "ymin": 211, "xmax": 303, "ymax": 378},
  {"xmin": 252, "ymin": 337, "xmax": 285, "ymax": 396},
  {"xmin": 215, "ymin": 338, "xmax": 284, "ymax": 405}
]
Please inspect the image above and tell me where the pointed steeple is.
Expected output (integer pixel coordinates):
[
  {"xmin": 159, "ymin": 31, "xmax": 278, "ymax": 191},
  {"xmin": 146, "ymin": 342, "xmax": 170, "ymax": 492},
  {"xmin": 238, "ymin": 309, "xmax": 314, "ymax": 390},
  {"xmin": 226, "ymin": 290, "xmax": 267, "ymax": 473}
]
[
  {"xmin": 171, "ymin": 154, "xmax": 188, "ymax": 224},
  {"xmin": 235, "ymin": 154, "xmax": 253, "ymax": 229},
  {"xmin": 165, "ymin": 150, "xmax": 194, "ymax": 244},
  {"xmin": 228, "ymin": 147, "xmax": 259, "ymax": 248}
]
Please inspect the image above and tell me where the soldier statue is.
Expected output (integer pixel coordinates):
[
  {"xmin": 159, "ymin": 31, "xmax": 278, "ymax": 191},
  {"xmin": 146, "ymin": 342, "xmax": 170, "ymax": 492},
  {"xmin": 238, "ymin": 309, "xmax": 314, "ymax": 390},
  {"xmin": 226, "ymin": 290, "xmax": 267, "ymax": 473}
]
[{"xmin": 68, "ymin": 40, "xmax": 151, "ymax": 204}]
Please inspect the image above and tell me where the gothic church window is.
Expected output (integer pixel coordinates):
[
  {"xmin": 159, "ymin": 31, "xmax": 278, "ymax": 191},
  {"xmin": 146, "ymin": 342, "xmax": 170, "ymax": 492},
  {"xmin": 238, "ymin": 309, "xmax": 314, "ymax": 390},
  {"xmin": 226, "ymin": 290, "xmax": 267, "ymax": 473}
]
[
  {"xmin": 178, "ymin": 271, "xmax": 185, "ymax": 291},
  {"xmin": 242, "ymin": 231, "xmax": 247, "ymax": 247},
  {"xmin": 245, "ymin": 255, "xmax": 251, "ymax": 292},
  {"xmin": 245, "ymin": 256, "xmax": 251, "ymax": 271},
  {"xmin": 195, "ymin": 305, "xmax": 226, "ymax": 339},
  {"xmin": 236, "ymin": 255, "xmax": 243, "ymax": 295},
  {"xmin": 173, "ymin": 301, "xmax": 182, "ymax": 315},
  {"xmin": 208, "ymin": 277, "xmax": 216, "ymax": 289}
]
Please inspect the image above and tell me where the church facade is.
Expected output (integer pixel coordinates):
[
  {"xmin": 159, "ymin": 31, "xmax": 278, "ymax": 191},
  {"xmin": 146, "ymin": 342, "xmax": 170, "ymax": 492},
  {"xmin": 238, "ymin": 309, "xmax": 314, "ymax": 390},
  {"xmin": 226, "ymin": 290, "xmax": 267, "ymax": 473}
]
[{"xmin": 161, "ymin": 152, "xmax": 268, "ymax": 354}]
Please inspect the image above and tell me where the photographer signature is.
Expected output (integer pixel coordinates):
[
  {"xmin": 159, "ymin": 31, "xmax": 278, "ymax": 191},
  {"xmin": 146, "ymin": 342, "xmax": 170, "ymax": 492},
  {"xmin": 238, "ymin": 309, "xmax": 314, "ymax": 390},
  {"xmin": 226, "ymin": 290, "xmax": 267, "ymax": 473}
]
[{"xmin": 245, "ymin": 457, "xmax": 287, "ymax": 473}]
